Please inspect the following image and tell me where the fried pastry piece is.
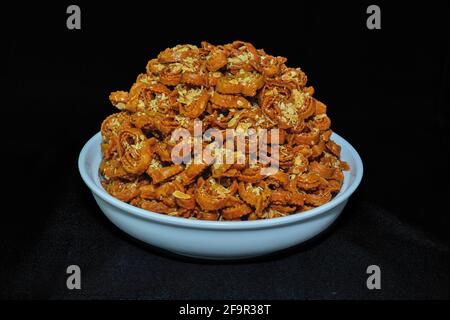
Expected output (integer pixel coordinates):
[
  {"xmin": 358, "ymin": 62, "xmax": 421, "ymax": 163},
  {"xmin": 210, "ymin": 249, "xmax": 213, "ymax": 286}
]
[
  {"xmin": 178, "ymin": 89, "xmax": 209, "ymax": 119},
  {"xmin": 176, "ymin": 163, "xmax": 209, "ymax": 185},
  {"xmin": 101, "ymin": 112, "xmax": 132, "ymax": 142},
  {"xmin": 102, "ymin": 179, "xmax": 142, "ymax": 202},
  {"xmin": 100, "ymin": 158, "xmax": 129, "ymax": 180},
  {"xmin": 238, "ymin": 182, "xmax": 271, "ymax": 216},
  {"xmin": 222, "ymin": 204, "xmax": 252, "ymax": 220},
  {"xmin": 296, "ymin": 172, "xmax": 322, "ymax": 190},
  {"xmin": 210, "ymin": 92, "xmax": 251, "ymax": 109},
  {"xmin": 304, "ymin": 189, "xmax": 332, "ymax": 207},
  {"xmin": 140, "ymin": 200, "xmax": 177, "ymax": 214},
  {"xmin": 216, "ymin": 71, "xmax": 264, "ymax": 97},
  {"xmin": 206, "ymin": 46, "xmax": 229, "ymax": 72},
  {"xmin": 258, "ymin": 55, "xmax": 286, "ymax": 77},
  {"xmin": 147, "ymin": 164, "xmax": 184, "ymax": 184},
  {"xmin": 158, "ymin": 44, "xmax": 200, "ymax": 63},
  {"xmin": 308, "ymin": 161, "xmax": 335, "ymax": 179},
  {"xmin": 195, "ymin": 178, "xmax": 237, "ymax": 211},
  {"xmin": 118, "ymin": 129, "xmax": 155, "ymax": 175},
  {"xmin": 225, "ymin": 41, "xmax": 261, "ymax": 72},
  {"xmin": 270, "ymin": 189, "xmax": 305, "ymax": 207}
]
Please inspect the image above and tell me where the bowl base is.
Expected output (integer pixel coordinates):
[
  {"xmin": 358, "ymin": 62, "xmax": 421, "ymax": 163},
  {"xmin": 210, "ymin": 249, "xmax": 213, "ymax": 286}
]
[{"xmin": 170, "ymin": 251, "xmax": 260, "ymax": 261}]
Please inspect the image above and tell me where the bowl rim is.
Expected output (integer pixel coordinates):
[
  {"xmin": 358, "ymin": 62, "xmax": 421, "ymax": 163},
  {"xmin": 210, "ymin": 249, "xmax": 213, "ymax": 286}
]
[{"xmin": 79, "ymin": 131, "xmax": 363, "ymax": 230}]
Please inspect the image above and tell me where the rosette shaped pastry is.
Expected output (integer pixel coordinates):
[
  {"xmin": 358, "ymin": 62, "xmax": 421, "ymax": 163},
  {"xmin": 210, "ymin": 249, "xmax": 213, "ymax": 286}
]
[
  {"xmin": 195, "ymin": 178, "xmax": 238, "ymax": 212},
  {"xmin": 118, "ymin": 128, "xmax": 155, "ymax": 175}
]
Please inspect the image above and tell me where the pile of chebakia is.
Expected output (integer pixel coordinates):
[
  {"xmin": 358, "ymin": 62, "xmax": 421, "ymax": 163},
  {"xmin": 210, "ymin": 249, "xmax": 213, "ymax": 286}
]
[{"xmin": 100, "ymin": 41, "xmax": 349, "ymax": 221}]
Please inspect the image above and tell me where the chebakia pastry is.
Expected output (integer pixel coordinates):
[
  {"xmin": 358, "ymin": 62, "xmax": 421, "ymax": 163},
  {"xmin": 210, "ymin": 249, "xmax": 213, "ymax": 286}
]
[{"xmin": 100, "ymin": 41, "xmax": 349, "ymax": 221}]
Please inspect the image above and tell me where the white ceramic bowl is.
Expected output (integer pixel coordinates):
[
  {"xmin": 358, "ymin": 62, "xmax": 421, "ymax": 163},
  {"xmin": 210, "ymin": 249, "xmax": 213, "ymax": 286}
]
[{"xmin": 79, "ymin": 132, "xmax": 363, "ymax": 260}]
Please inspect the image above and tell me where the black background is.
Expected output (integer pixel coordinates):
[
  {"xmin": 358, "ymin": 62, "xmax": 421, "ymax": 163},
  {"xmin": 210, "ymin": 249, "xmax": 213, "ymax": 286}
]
[{"xmin": 1, "ymin": 1, "xmax": 449, "ymax": 299}]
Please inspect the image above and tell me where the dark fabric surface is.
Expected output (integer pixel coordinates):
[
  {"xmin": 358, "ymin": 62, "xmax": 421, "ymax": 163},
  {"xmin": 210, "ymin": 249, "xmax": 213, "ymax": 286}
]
[{"xmin": 1, "ymin": 1, "xmax": 450, "ymax": 300}]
